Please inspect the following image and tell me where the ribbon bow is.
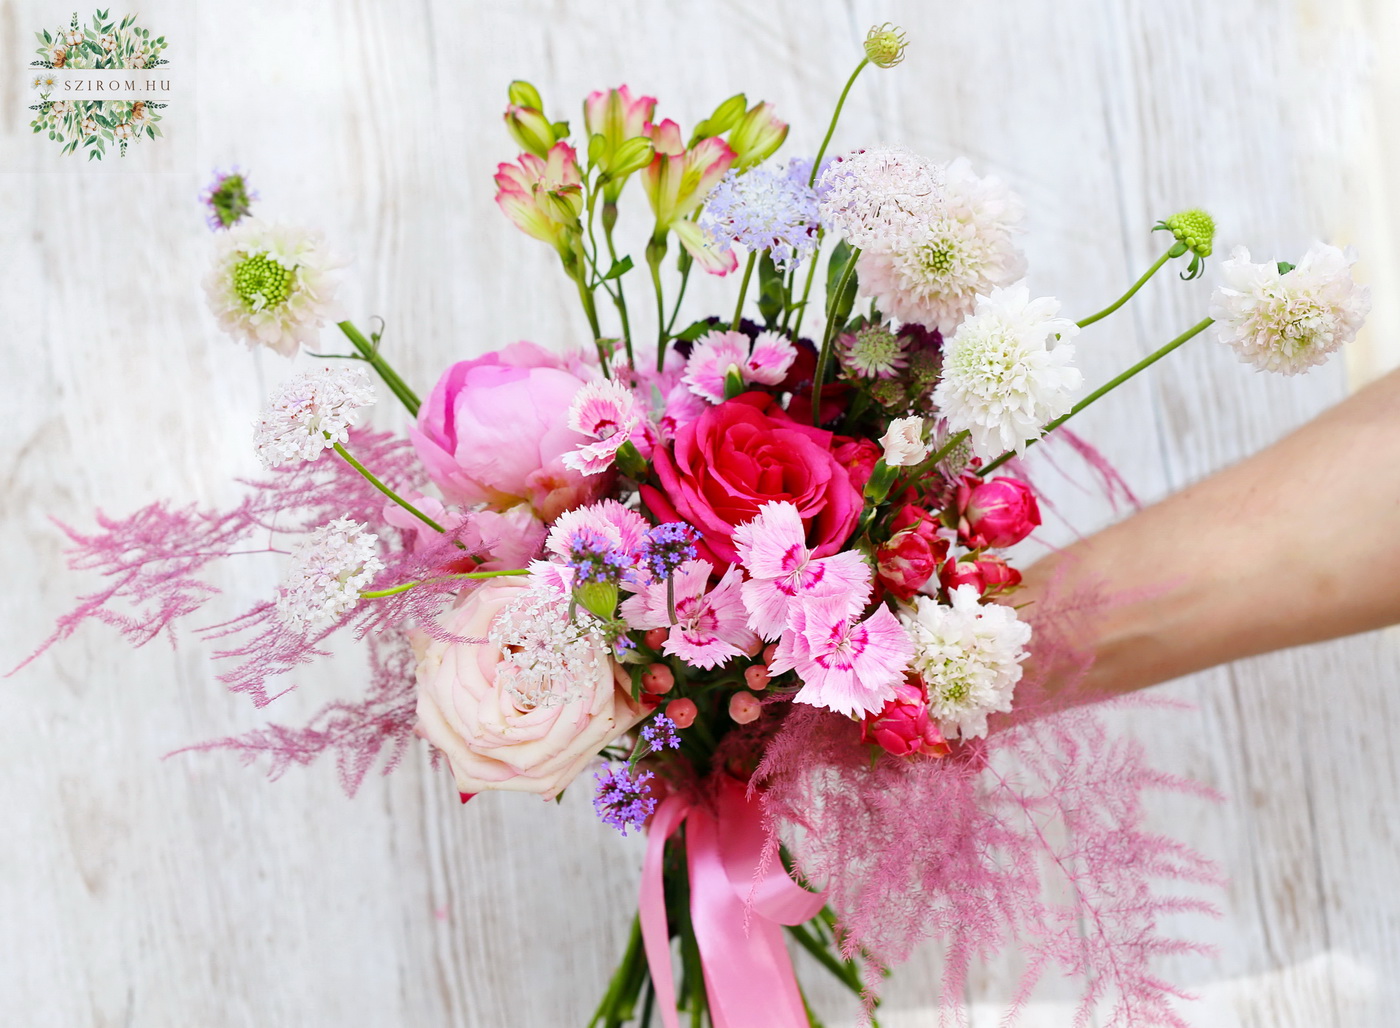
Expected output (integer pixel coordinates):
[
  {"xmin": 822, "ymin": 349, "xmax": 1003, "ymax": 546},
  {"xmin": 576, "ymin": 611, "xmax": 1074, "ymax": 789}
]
[{"xmin": 640, "ymin": 776, "xmax": 827, "ymax": 1028}]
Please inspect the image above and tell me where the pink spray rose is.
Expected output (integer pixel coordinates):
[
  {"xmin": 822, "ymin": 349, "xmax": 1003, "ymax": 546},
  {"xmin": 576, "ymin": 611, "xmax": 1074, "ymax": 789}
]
[
  {"xmin": 876, "ymin": 505, "xmax": 949, "ymax": 601},
  {"xmin": 414, "ymin": 578, "xmax": 647, "ymax": 799},
  {"xmin": 958, "ymin": 476, "xmax": 1041, "ymax": 549},
  {"xmin": 410, "ymin": 342, "xmax": 607, "ymax": 521},
  {"xmin": 642, "ymin": 392, "xmax": 862, "ymax": 567},
  {"xmin": 860, "ymin": 680, "xmax": 951, "ymax": 758},
  {"xmin": 939, "ymin": 554, "xmax": 1023, "ymax": 596}
]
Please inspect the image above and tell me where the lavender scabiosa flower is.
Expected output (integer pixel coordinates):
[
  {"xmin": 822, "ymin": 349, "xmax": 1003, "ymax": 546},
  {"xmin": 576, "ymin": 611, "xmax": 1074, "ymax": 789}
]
[
  {"xmin": 201, "ymin": 168, "xmax": 257, "ymax": 230},
  {"xmin": 640, "ymin": 713, "xmax": 681, "ymax": 752},
  {"xmin": 593, "ymin": 765, "xmax": 658, "ymax": 836},
  {"xmin": 699, "ymin": 159, "xmax": 821, "ymax": 271},
  {"xmin": 817, "ymin": 148, "xmax": 942, "ymax": 251},
  {"xmin": 638, "ymin": 523, "xmax": 698, "ymax": 582}
]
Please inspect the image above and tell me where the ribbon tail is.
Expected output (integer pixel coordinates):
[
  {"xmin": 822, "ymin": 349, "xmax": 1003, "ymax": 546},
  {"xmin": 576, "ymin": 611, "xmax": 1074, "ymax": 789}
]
[
  {"xmin": 687, "ymin": 803, "xmax": 811, "ymax": 1028},
  {"xmin": 640, "ymin": 796, "xmax": 690, "ymax": 1028}
]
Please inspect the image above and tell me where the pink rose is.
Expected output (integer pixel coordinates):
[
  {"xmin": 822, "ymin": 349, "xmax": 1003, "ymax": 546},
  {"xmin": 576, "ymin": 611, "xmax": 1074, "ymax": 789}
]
[
  {"xmin": 860, "ymin": 681, "xmax": 950, "ymax": 758},
  {"xmin": 938, "ymin": 554, "xmax": 1023, "ymax": 597},
  {"xmin": 876, "ymin": 505, "xmax": 949, "ymax": 601},
  {"xmin": 642, "ymin": 392, "xmax": 862, "ymax": 567},
  {"xmin": 410, "ymin": 342, "xmax": 607, "ymax": 521},
  {"xmin": 414, "ymin": 579, "xmax": 647, "ymax": 799},
  {"xmin": 958, "ymin": 476, "xmax": 1041, "ymax": 549}
]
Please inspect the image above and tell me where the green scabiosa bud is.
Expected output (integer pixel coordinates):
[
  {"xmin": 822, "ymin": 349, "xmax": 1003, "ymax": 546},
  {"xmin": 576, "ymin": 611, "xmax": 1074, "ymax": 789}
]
[
  {"xmin": 864, "ymin": 24, "xmax": 909, "ymax": 69},
  {"xmin": 1154, "ymin": 208, "xmax": 1215, "ymax": 279}
]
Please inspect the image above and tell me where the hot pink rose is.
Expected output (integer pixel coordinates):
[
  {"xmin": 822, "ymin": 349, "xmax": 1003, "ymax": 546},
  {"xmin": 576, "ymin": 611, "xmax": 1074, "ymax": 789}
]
[
  {"xmin": 641, "ymin": 392, "xmax": 862, "ymax": 567},
  {"xmin": 958, "ymin": 476, "xmax": 1041, "ymax": 549},
  {"xmin": 414, "ymin": 579, "xmax": 647, "ymax": 799},
  {"xmin": 860, "ymin": 681, "xmax": 950, "ymax": 758},
  {"xmin": 410, "ymin": 342, "xmax": 606, "ymax": 521}
]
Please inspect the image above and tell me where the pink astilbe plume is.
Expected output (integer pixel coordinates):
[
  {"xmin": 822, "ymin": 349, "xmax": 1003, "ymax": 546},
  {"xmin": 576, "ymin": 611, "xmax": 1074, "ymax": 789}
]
[{"xmin": 752, "ymin": 578, "xmax": 1223, "ymax": 1026}]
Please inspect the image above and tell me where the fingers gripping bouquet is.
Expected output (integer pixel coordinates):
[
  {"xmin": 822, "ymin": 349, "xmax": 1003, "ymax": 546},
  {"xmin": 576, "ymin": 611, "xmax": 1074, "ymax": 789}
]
[{"xmin": 34, "ymin": 22, "xmax": 1372, "ymax": 1028}]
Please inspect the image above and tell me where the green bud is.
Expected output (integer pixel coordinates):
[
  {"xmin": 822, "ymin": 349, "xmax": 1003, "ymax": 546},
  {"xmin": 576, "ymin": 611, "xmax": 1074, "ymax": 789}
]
[
  {"xmin": 723, "ymin": 366, "xmax": 747, "ymax": 400},
  {"xmin": 615, "ymin": 439, "xmax": 648, "ymax": 479},
  {"xmin": 504, "ymin": 105, "xmax": 557, "ymax": 158},
  {"xmin": 691, "ymin": 93, "xmax": 748, "ymax": 142},
  {"xmin": 610, "ymin": 136, "xmax": 655, "ymax": 178},
  {"xmin": 863, "ymin": 460, "xmax": 898, "ymax": 505},
  {"xmin": 863, "ymin": 23, "xmax": 909, "ymax": 68},
  {"xmin": 575, "ymin": 581, "xmax": 620, "ymax": 622},
  {"xmin": 539, "ymin": 185, "xmax": 583, "ymax": 224},
  {"xmin": 1155, "ymin": 208, "xmax": 1215, "ymax": 258},
  {"xmin": 507, "ymin": 80, "xmax": 543, "ymax": 110},
  {"xmin": 588, "ymin": 132, "xmax": 607, "ymax": 168}
]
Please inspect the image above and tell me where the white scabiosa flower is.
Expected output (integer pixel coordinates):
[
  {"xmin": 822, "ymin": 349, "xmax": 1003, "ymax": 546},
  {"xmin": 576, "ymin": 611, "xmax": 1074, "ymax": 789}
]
[
  {"xmin": 204, "ymin": 219, "xmax": 344, "ymax": 357},
  {"xmin": 1210, "ymin": 243, "xmax": 1370, "ymax": 374},
  {"xmin": 932, "ymin": 285, "xmax": 1082, "ymax": 460},
  {"xmin": 900, "ymin": 586, "xmax": 1031, "ymax": 740},
  {"xmin": 816, "ymin": 148, "xmax": 942, "ymax": 251},
  {"xmin": 254, "ymin": 366, "xmax": 376, "ymax": 468},
  {"xmin": 276, "ymin": 517, "xmax": 385, "ymax": 630},
  {"xmin": 857, "ymin": 158, "xmax": 1027, "ymax": 335}
]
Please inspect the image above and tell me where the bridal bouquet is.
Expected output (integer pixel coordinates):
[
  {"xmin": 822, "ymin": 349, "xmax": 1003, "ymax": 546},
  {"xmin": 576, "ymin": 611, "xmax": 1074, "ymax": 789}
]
[{"xmin": 31, "ymin": 23, "xmax": 1370, "ymax": 1028}]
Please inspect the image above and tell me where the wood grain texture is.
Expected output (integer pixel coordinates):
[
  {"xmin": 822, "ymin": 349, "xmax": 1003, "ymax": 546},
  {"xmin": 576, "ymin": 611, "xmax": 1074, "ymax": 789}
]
[{"xmin": 2, "ymin": 0, "xmax": 1397, "ymax": 1024}]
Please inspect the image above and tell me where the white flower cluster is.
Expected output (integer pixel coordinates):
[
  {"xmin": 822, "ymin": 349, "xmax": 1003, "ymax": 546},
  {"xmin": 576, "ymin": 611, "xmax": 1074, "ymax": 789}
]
[
  {"xmin": 1210, "ymin": 243, "xmax": 1370, "ymax": 375},
  {"xmin": 856, "ymin": 158, "xmax": 1027, "ymax": 335},
  {"xmin": 932, "ymin": 285, "xmax": 1082, "ymax": 460},
  {"xmin": 276, "ymin": 517, "xmax": 385, "ymax": 630},
  {"xmin": 816, "ymin": 148, "xmax": 943, "ymax": 250},
  {"xmin": 254, "ymin": 366, "xmax": 376, "ymax": 468},
  {"xmin": 899, "ymin": 586, "xmax": 1032, "ymax": 741},
  {"xmin": 489, "ymin": 587, "xmax": 608, "ymax": 710},
  {"xmin": 204, "ymin": 219, "xmax": 344, "ymax": 357}
]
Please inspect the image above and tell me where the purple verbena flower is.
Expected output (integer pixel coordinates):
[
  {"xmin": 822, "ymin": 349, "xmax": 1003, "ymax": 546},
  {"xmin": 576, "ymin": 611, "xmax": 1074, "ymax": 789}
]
[
  {"xmin": 565, "ymin": 526, "xmax": 632, "ymax": 584},
  {"xmin": 638, "ymin": 522, "xmax": 698, "ymax": 582},
  {"xmin": 640, "ymin": 713, "xmax": 681, "ymax": 752},
  {"xmin": 593, "ymin": 766, "xmax": 657, "ymax": 836}
]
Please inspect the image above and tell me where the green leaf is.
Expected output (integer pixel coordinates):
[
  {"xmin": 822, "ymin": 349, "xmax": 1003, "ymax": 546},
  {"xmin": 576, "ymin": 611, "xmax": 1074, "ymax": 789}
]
[
  {"xmin": 601, "ymin": 255, "xmax": 634, "ymax": 282},
  {"xmin": 824, "ymin": 240, "xmax": 860, "ymax": 329},
  {"xmin": 43, "ymin": 29, "xmax": 52, "ymax": 43},
  {"xmin": 675, "ymin": 319, "xmax": 713, "ymax": 342},
  {"xmin": 145, "ymin": 124, "xmax": 154, "ymax": 139},
  {"xmin": 756, "ymin": 251, "xmax": 786, "ymax": 328},
  {"xmin": 88, "ymin": 149, "xmax": 99, "ymax": 160}
]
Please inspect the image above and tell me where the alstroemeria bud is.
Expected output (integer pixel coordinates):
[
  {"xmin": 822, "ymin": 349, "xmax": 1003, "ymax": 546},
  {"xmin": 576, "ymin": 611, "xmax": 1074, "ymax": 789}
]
[
  {"xmin": 538, "ymin": 184, "xmax": 584, "ymax": 224},
  {"xmin": 726, "ymin": 101, "xmax": 788, "ymax": 171},
  {"xmin": 609, "ymin": 136, "xmax": 656, "ymax": 178},
  {"xmin": 508, "ymin": 80, "xmax": 544, "ymax": 111},
  {"xmin": 691, "ymin": 93, "xmax": 748, "ymax": 142},
  {"xmin": 960, "ymin": 477, "xmax": 1040, "ymax": 549},
  {"xmin": 504, "ymin": 104, "xmax": 558, "ymax": 158},
  {"xmin": 861, "ymin": 681, "xmax": 949, "ymax": 757}
]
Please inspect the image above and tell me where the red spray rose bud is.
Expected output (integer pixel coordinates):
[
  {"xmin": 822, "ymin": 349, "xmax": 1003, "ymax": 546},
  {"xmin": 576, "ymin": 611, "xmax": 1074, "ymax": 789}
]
[
  {"xmin": 642, "ymin": 663, "xmax": 675, "ymax": 695},
  {"xmin": 832, "ymin": 436, "xmax": 883, "ymax": 494},
  {"xmin": 960, "ymin": 477, "xmax": 1041, "ymax": 549},
  {"xmin": 458, "ymin": 792, "xmax": 476, "ymax": 805},
  {"xmin": 666, "ymin": 698, "xmax": 698, "ymax": 729},
  {"xmin": 940, "ymin": 556, "xmax": 985, "ymax": 594},
  {"xmin": 972, "ymin": 554, "xmax": 1022, "ymax": 595},
  {"xmin": 860, "ymin": 681, "xmax": 950, "ymax": 758},
  {"xmin": 877, "ymin": 505, "xmax": 950, "ymax": 601}
]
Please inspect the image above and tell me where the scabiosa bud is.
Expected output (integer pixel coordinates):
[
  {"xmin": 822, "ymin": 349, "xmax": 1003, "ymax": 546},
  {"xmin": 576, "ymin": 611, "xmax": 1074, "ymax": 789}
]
[
  {"xmin": 639, "ymin": 522, "xmax": 699, "ymax": 581},
  {"xmin": 640, "ymin": 713, "xmax": 682, "ymax": 751},
  {"xmin": 864, "ymin": 23, "xmax": 909, "ymax": 68},
  {"xmin": 200, "ymin": 168, "xmax": 256, "ymax": 230},
  {"xmin": 1155, "ymin": 208, "xmax": 1216, "ymax": 279},
  {"xmin": 593, "ymin": 766, "xmax": 658, "ymax": 836}
]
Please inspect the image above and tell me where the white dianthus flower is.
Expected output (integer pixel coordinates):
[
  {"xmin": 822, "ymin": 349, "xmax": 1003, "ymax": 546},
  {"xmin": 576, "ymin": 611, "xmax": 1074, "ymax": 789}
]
[
  {"xmin": 900, "ymin": 586, "xmax": 1031, "ymax": 740},
  {"xmin": 879, "ymin": 416, "xmax": 928, "ymax": 467},
  {"xmin": 254, "ymin": 366, "xmax": 376, "ymax": 468},
  {"xmin": 204, "ymin": 219, "xmax": 344, "ymax": 357},
  {"xmin": 932, "ymin": 285, "xmax": 1082, "ymax": 460},
  {"xmin": 1210, "ymin": 243, "xmax": 1370, "ymax": 375},
  {"xmin": 276, "ymin": 517, "xmax": 385, "ymax": 630},
  {"xmin": 817, "ymin": 147, "xmax": 942, "ymax": 250},
  {"xmin": 857, "ymin": 158, "xmax": 1027, "ymax": 335}
]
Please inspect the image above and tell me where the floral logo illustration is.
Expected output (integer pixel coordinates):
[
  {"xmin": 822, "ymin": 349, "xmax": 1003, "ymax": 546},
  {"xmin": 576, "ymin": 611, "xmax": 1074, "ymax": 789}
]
[{"xmin": 28, "ymin": 9, "xmax": 169, "ymax": 161}]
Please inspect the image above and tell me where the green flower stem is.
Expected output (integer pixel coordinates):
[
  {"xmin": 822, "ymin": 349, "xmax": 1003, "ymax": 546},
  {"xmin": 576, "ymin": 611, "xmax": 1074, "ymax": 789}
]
[
  {"xmin": 978, "ymin": 316, "xmax": 1215, "ymax": 476},
  {"xmin": 572, "ymin": 270, "xmax": 610, "ymax": 374},
  {"xmin": 731, "ymin": 251, "xmax": 758, "ymax": 331},
  {"xmin": 587, "ymin": 914, "xmax": 645, "ymax": 1028},
  {"xmin": 331, "ymin": 441, "xmax": 446, "ymax": 535},
  {"xmin": 359, "ymin": 568, "xmax": 528, "ymax": 599},
  {"xmin": 337, "ymin": 321, "xmax": 421, "ymax": 417},
  {"xmin": 602, "ymin": 221, "xmax": 635, "ymax": 369},
  {"xmin": 1075, "ymin": 247, "xmax": 1175, "ymax": 329},
  {"xmin": 789, "ymin": 236, "xmax": 823, "ymax": 342},
  {"xmin": 786, "ymin": 921, "xmax": 865, "ymax": 998},
  {"xmin": 664, "ymin": 254, "xmax": 694, "ymax": 338},
  {"xmin": 648, "ymin": 248, "xmax": 669, "ymax": 370},
  {"xmin": 810, "ymin": 246, "xmax": 860, "ymax": 425},
  {"xmin": 809, "ymin": 59, "xmax": 870, "ymax": 187}
]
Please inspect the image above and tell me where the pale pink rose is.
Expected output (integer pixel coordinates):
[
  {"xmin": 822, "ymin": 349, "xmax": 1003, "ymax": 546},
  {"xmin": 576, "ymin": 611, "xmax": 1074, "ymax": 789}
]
[
  {"xmin": 410, "ymin": 342, "xmax": 607, "ymax": 520},
  {"xmin": 414, "ymin": 579, "xmax": 647, "ymax": 799}
]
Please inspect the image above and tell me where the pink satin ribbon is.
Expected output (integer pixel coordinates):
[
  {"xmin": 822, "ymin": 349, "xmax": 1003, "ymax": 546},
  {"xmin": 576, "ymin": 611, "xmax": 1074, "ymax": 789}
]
[{"xmin": 639, "ymin": 777, "xmax": 827, "ymax": 1028}]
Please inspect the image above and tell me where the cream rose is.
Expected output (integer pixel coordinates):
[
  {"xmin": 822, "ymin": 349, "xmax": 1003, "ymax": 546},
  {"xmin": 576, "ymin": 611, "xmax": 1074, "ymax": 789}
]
[{"xmin": 414, "ymin": 578, "xmax": 646, "ymax": 799}]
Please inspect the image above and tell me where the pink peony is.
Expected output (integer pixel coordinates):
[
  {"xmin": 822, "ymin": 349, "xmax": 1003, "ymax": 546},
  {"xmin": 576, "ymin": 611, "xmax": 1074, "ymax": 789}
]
[
  {"xmin": 958, "ymin": 476, "xmax": 1041, "ymax": 549},
  {"xmin": 410, "ymin": 342, "xmax": 607, "ymax": 521},
  {"xmin": 414, "ymin": 578, "xmax": 647, "ymax": 799},
  {"xmin": 642, "ymin": 393, "xmax": 862, "ymax": 568}
]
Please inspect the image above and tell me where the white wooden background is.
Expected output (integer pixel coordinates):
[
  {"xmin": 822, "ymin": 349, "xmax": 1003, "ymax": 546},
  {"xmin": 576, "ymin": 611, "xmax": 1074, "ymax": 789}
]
[{"xmin": 3, "ymin": 0, "xmax": 1399, "ymax": 1024}]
